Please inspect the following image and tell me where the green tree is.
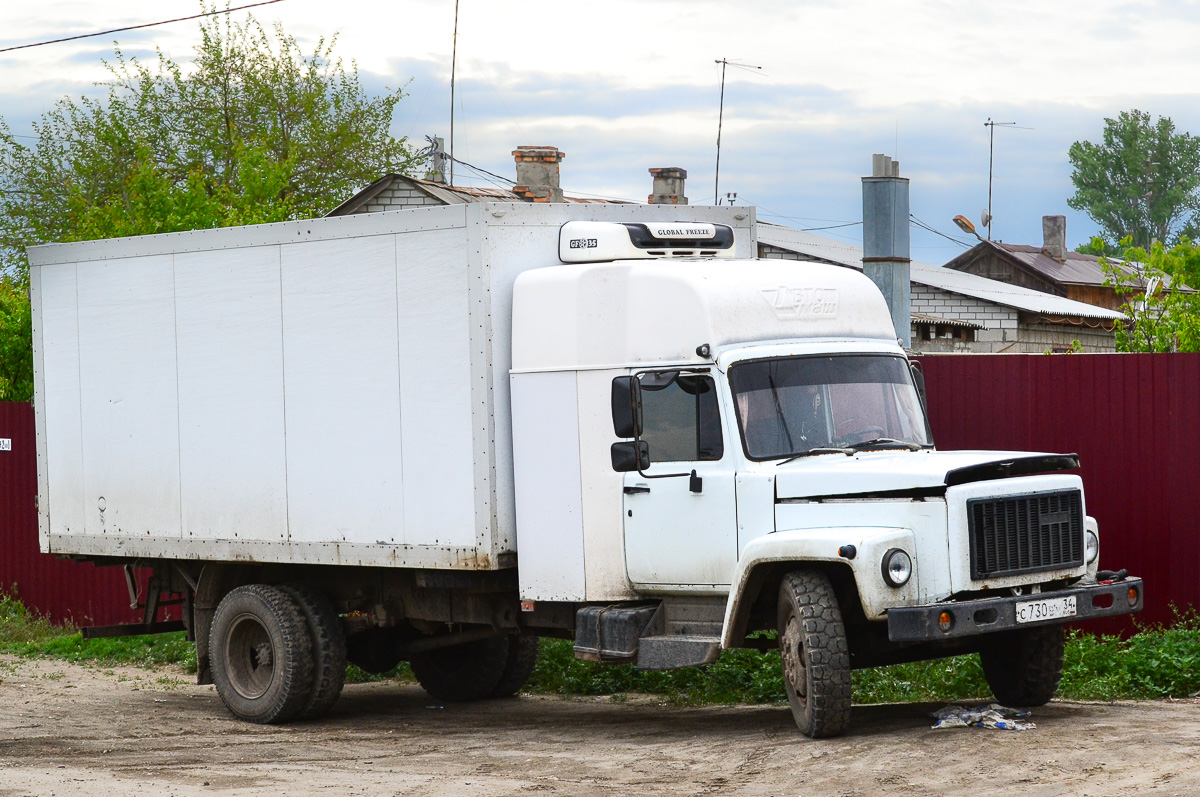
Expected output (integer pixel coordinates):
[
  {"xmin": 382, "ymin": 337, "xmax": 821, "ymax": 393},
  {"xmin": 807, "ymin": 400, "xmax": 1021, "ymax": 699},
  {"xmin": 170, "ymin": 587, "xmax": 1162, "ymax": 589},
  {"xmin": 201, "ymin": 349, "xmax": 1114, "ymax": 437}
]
[
  {"xmin": 1098, "ymin": 237, "xmax": 1200, "ymax": 352},
  {"xmin": 1068, "ymin": 110, "xmax": 1200, "ymax": 250},
  {"xmin": 0, "ymin": 5, "xmax": 417, "ymax": 400}
]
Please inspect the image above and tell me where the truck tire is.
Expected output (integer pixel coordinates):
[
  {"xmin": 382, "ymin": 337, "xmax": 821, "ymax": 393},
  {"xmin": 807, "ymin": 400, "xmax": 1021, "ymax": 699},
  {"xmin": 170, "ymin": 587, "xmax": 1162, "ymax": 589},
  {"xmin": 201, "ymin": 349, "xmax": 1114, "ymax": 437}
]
[
  {"xmin": 489, "ymin": 635, "xmax": 540, "ymax": 698},
  {"xmin": 410, "ymin": 635, "xmax": 509, "ymax": 702},
  {"xmin": 778, "ymin": 570, "xmax": 852, "ymax": 738},
  {"xmin": 979, "ymin": 625, "xmax": 1065, "ymax": 707},
  {"xmin": 281, "ymin": 584, "xmax": 347, "ymax": 720},
  {"xmin": 210, "ymin": 585, "xmax": 314, "ymax": 724}
]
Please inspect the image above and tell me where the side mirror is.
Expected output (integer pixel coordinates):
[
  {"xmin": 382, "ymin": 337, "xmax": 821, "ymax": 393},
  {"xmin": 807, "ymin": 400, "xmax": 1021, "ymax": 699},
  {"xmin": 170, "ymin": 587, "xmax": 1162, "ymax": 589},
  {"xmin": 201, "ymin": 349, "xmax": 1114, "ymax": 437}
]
[
  {"xmin": 611, "ymin": 376, "xmax": 643, "ymax": 438},
  {"xmin": 611, "ymin": 441, "xmax": 650, "ymax": 472}
]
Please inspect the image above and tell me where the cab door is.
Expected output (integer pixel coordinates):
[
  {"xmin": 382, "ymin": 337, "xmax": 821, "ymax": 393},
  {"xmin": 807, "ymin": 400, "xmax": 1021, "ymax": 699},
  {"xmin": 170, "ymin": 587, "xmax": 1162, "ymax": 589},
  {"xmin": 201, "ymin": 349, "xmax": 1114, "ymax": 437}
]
[{"xmin": 622, "ymin": 372, "xmax": 738, "ymax": 589}]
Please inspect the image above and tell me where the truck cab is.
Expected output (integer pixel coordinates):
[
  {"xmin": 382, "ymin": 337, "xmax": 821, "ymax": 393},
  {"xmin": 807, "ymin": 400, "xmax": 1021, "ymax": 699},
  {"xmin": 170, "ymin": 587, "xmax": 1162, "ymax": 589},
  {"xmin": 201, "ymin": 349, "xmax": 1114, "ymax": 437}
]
[{"xmin": 510, "ymin": 221, "xmax": 1141, "ymax": 737}]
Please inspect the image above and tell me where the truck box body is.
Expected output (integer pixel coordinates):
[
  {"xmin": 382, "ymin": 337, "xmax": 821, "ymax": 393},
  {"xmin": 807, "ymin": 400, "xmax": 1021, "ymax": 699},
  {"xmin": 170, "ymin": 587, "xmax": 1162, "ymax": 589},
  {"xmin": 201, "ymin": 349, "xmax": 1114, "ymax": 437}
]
[{"xmin": 28, "ymin": 203, "xmax": 752, "ymax": 572}]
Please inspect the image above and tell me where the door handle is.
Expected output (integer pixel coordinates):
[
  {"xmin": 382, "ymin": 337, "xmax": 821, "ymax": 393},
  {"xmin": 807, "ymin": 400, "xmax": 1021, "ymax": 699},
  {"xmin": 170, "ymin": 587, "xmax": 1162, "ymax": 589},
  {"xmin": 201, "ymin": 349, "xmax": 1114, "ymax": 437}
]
[{"xmin": 624, "ymin": 485, "xmax": 651, "ymax": 495}]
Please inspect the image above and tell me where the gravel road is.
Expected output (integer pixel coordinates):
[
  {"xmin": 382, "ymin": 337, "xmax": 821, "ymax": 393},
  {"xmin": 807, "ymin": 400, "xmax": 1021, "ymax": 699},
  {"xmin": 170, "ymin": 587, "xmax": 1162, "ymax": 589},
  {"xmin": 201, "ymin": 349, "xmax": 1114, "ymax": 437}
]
[{"xmin": 2, "ymin": 654, "xmax": 1198, "ymax": 796}]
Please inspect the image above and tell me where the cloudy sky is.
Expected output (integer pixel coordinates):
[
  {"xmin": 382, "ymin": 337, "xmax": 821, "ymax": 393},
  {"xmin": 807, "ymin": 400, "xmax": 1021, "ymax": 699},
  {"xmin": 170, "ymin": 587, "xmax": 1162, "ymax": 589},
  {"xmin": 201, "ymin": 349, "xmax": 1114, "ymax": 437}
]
[{"xmin": 5, "ymin": 0, "xmax": 1200, "ymax": 262}]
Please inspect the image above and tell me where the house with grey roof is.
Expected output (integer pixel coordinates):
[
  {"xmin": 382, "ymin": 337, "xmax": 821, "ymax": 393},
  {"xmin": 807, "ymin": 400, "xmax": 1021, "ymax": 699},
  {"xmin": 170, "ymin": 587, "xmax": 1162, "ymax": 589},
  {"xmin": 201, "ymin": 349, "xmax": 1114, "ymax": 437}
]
[{"xmin": 942, "ymin": 216, "xmax": 1125, "ymax": 312}]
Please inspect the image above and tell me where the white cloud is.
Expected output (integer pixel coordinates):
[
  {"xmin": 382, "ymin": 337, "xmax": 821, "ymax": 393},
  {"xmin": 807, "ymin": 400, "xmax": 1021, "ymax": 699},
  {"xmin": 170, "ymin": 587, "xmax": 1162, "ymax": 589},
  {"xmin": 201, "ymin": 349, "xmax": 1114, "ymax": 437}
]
[{"xmin": 5, "ymin": 0, "xmax": 1200, "ymax": 255}]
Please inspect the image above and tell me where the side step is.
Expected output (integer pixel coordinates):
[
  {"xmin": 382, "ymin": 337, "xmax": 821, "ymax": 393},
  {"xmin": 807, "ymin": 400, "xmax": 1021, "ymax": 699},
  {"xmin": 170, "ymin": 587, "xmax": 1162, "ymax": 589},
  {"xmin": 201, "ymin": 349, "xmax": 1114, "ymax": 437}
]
[
  {"xmin": 573, "ymin": 603, "xmax": 722, "ymax": 670},
  {"xmin": 636, "ymin": 635, "xmax": 721, "ymax": 671}
]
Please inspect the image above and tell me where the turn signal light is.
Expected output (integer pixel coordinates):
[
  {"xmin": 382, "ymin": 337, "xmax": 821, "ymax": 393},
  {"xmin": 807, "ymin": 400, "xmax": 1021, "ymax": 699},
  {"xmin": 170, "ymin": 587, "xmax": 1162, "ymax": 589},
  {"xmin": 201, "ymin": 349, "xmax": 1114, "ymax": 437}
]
[
  {"xmin": 1128, "ymin": 587, "xmax": 1138, "ymax": 606},
  {"xmin": 938, "ymin": 611, "xmax": 954, "ymax": 633}
]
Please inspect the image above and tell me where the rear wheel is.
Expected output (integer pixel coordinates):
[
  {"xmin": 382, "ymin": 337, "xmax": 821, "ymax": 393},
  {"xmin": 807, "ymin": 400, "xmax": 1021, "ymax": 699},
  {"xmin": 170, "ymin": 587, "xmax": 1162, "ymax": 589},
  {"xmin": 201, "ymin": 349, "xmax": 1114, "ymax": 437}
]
[
  {"xmin": 979, "ymin": 625, "xmax": 1065, "ymax": 707},
  {"xmin": 280, "ymin": 584, "xmax": 346, "ymax": 720},
  {"xmin": 489, "ymin": 635, "xmax": 540, "ymax": 698},
  {"xmin": 210, "ymin": 585, "xmax": 314, "ymax": 724},
  {"xmin": 777, "ymin": 570, "xmax": 852, "ymax": 738},
  {"xmin": 410, "ymin": 635, "xmax": 509, "ymax": 702}
]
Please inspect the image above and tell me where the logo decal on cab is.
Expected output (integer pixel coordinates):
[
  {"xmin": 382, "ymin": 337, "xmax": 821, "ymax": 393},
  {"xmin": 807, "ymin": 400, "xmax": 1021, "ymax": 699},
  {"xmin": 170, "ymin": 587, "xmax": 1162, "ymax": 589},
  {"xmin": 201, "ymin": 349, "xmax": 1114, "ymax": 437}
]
[{"xmin": 761, "ymin": 286, "xmax": 839, "ymax": 319}]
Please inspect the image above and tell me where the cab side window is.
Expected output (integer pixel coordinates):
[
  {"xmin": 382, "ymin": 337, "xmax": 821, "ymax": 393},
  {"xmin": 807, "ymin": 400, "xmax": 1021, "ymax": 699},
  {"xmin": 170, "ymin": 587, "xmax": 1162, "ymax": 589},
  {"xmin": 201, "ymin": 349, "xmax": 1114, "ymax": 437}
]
[{"xmin": 639, "ymin": 373, "xmax": 724, "ymax": 462}]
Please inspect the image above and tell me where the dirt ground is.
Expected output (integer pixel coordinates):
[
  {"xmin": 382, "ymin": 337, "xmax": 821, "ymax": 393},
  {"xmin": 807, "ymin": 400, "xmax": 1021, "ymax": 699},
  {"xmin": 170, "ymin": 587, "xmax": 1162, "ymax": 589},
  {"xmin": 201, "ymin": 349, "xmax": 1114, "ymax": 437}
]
[{"xmin": 2, "ymin": 655, "xmax": 1199, "ymax": 797}]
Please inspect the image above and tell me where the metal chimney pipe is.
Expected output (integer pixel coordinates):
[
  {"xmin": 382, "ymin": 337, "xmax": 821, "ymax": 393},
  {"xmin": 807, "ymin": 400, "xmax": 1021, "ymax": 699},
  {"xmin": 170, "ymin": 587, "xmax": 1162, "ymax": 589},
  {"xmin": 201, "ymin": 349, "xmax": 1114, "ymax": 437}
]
[{"xmin": 861, "ymin": 154, "xmax": 911, "ymax": 348}]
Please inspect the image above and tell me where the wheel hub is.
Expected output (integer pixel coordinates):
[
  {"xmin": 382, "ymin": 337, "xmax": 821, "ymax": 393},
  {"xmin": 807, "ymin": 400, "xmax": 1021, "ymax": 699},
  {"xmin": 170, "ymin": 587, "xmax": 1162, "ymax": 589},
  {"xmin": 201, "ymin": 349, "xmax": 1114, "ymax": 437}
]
[
  {"xmin": 225, "ymin": 614, "xmax": 276, "ymax": 700},
  {"xmin": 781, "ymin": 616, "xmax": 808, "ymax": 702}
]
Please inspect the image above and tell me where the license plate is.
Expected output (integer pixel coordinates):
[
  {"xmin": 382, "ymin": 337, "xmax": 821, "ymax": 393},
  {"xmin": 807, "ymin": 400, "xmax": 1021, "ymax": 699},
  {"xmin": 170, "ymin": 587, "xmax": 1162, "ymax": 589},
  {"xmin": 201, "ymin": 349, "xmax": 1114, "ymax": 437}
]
[{"xmin": 1015, "ymin": 595, "xmax": 1077, "ymax": 624}]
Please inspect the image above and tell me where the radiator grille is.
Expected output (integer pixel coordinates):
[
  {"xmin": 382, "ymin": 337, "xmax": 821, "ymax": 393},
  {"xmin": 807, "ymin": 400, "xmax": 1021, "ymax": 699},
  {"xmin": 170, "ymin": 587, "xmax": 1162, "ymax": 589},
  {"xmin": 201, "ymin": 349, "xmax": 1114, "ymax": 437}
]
[{"xmin": 968, "ymin": 490, "xmax": 1084, "ymax": 579}]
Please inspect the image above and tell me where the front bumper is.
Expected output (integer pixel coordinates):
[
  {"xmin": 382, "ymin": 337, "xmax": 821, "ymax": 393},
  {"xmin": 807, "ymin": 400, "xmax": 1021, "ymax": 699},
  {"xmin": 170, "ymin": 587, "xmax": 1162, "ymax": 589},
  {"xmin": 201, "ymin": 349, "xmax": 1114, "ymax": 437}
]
[{"xmin": 887, "ymin": 577, "xmax": 1143, "ymax": 642}]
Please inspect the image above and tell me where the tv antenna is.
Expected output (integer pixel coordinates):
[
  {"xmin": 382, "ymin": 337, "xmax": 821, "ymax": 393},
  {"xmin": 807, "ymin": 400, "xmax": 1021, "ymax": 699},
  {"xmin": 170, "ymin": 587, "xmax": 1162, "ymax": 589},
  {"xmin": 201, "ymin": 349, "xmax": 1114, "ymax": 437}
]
[
  {"xmin": 983, "ymin": 118, "xmax": 1033, "ymax": 239},
  {"xmin": 714, "ymin": 58, "xmax": 763, "ymax": 205},
  {"xmin": 449, "ymin": 0, "xmax": 460, "ymax": 185}
]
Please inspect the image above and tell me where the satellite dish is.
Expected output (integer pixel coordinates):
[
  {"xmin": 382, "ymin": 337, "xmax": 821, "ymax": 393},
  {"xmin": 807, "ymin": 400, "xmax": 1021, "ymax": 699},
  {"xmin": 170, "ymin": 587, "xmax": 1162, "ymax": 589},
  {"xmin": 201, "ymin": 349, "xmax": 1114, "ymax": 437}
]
[{"xmin": 981, "ymin": 210, "xmax": 993, "ymax": 228}]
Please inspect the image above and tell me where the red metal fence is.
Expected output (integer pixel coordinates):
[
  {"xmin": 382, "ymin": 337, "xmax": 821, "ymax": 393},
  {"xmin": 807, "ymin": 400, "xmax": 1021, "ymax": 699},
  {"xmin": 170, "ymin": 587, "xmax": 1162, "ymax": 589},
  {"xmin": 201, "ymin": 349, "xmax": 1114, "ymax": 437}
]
[
  {"xmin": 919, "ymin": 353, "xmax": 1200, "ymax": 631},
  {"xmin": 0, "ymin": 402, "xmax": 140, "ymax": 625},
  {"xmin": 3, "ymin": 353, "xmax": 1198, "ymax": 631}
]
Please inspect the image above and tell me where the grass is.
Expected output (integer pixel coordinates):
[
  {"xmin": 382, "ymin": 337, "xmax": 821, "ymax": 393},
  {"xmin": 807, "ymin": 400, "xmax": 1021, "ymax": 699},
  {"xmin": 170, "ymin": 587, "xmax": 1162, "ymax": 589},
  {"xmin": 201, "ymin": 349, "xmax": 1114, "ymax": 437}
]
[
  {"xmin": 526, "ymin": 611, "xmax": 1200, "ymax": 706},
  {"xmin": 0, "ymin": 588, "xmax": 196, "ymax": 672},
  {"xmin": 4, "ymin": 587, "xmax": 1199, "ymax": 705}
]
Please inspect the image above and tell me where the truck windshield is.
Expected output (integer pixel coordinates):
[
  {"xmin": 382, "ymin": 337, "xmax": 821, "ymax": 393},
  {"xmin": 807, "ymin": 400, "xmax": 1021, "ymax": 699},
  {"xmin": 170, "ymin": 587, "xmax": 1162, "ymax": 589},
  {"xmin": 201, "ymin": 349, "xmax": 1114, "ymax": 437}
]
[{"xmin": 728, "ymin": 355, "xmax": 933, "ymax": 461}]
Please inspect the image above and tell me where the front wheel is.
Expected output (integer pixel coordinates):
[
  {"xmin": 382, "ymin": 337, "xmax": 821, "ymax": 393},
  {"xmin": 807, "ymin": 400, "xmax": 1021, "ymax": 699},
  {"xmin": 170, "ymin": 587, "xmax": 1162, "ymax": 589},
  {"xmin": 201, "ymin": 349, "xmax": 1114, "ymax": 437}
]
[
  {"xmin": 979, "ymin": 625, "xmax": 1065, "ymax": 707},
  {"xmin": 777, "ymin": 570, "xmax": 852, "ymax": 738}
]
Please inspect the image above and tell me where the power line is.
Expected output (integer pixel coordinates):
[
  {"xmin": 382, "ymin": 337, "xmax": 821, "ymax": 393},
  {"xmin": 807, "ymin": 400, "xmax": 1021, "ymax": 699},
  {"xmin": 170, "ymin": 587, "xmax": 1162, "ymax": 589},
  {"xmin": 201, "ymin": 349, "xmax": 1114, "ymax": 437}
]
[
  {"xmin": 736, "ymin": 196, "xmax": 858, "ymax": 227},
  {"xmin": 910, "ymin": 214, "xmax": 971, "ymax": 248},
  {"xmin": 0, "ymin": 0, "xmax": 287, "ymax": 55},
  {"xmin": 801, "ymin": 221, "xmax": 862, "ymax": 232},
  {"xmin": 446, "ymin": 154, "xmax": 512, "ymax": 185}
]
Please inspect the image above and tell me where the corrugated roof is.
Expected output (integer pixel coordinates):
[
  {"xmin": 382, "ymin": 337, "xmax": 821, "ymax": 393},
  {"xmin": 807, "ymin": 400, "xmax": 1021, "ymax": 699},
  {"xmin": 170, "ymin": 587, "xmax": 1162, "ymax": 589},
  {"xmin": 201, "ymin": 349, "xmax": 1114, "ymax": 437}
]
[
  {"xmin": 326, "ymin": 174, "xmax": 627, "ymax": 216},
  {"xmin": 756, "ymin": 223, "xmax": 1124, "ymax": 321},
  {"xmin": 981, "ymin": 242, "xmax": 1124, "ymax": 287},
  {"xmin": 911, "ymin": 313, "xmax": 983, "ymax": 329}
]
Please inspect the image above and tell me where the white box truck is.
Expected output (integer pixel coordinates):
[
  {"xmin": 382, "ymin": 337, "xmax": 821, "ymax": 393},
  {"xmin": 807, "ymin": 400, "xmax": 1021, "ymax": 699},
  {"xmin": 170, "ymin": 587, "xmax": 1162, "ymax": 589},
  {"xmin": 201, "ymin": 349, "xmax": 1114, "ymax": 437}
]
[{"xmin": 28, "ymin": 202, "xmax": 1140, "ymax": 736}]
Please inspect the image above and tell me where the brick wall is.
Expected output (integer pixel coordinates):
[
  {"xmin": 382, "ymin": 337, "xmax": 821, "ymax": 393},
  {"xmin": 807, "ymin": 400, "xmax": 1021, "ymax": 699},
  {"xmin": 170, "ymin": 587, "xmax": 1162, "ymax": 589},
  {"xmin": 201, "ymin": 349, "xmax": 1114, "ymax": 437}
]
[
  {"xmin": 1014, "ymin": 320, "xmax": 1116, "ymax": 353},
  {"xmin": 912, "ymin": 286, "xmax": 1115, "ymax": 353},
  {"xmin": 352, "ymin": 183, "xmax": 445, "ymax": 214},
  {"xmin": 911, "ymin": 284, "xmax": 1018, "ymax": 349},
  {"xmin": 758, "ymin": 247, "xmax": 806, "ymax": 261}
]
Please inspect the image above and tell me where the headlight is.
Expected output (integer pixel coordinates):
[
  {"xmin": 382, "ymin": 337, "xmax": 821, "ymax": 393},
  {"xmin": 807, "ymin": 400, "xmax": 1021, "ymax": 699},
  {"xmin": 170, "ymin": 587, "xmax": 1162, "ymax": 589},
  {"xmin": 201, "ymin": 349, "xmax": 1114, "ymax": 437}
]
[
  {"xmin": 1085, "ymin": 530, "xmax": 1099, "ymax": 565},
  {"xmin": 881, "ymin": 548, "xmax": 913, "ymax": 587}
]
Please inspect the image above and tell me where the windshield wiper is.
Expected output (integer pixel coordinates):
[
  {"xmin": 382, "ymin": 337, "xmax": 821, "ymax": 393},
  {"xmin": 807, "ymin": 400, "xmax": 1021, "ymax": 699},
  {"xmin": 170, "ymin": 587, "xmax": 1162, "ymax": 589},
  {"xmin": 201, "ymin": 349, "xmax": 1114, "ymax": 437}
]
[
  {"xmin": 845, "ymin": 438, "xmax": 923, "ymax": 452},
  {"xmin": 775, "ymin": 447, "xmax": 855, "ymax": 465}
]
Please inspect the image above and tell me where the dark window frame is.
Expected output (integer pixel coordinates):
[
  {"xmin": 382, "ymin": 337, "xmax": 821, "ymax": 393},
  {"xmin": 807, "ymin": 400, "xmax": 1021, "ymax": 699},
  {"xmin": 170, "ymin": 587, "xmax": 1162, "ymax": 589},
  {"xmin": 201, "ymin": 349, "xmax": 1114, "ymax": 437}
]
[{"xmin": 637, "ymin": 371, "xmax": 725, "ymax": 464}]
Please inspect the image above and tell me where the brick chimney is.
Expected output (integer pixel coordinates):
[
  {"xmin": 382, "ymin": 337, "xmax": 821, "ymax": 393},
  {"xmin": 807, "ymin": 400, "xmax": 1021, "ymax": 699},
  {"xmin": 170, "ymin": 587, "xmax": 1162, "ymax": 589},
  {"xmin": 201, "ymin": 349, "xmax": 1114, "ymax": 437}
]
[
  {"xmin": 1042, "ymin": 215, "xmax": 1067, "ymax": 262},
  {"xmin": 511, "ymin": 146, "xmax": 565, "ymax": 202},
  {"xmin": 648, "ymin": 167, "xmax": 688, "ymax": 205}
]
